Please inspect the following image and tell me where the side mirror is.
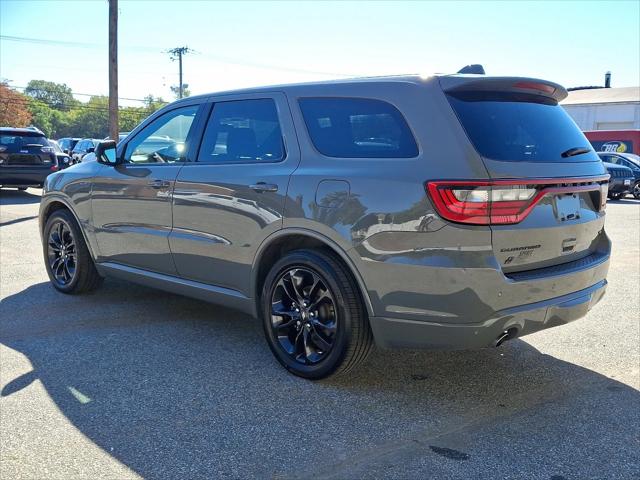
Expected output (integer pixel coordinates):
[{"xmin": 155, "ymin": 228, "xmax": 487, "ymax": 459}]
[{"xmin": 95, "ymin": 140, "xmax": 119, "ymax": 165}]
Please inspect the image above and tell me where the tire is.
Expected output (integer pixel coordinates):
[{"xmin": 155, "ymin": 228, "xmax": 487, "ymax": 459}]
[
  {"xmin": 17, "ymin": 187, "xmax": 27, "ymax": 191},
  {"xmin": 261, "ymin": 249, "xmax": 373, "ymax": 379},
  {"xmin": 633, "ymin": 182, "xmax": 640, "ymax": 200},
  {"xmin": 609, "ymin": 193, "xmax": 622, "ymax": 200},
  {"xmin": 43, "ymin": 209, "xmax": 103, "ymax": 294}
]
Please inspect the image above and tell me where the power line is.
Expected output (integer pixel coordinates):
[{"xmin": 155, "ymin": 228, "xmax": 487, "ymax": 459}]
[{"xmin": 2, "ymin": 34, "xmax": 358, "ymax": 77}]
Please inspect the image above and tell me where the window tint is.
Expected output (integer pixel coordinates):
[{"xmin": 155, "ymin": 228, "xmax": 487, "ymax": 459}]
[
  {"xmin": 299, "ymin": 97, "xmax": 418, "ymax": 158},
  {"xmin": 0, "ymin": 133, "xmax": 48, "ymax": 153},
  {"xmin": 197, "ymin": 99, "xmax": 284, "ymax": 163},
  {"xmin": 124, "ymin": 105, "xmax": 198, "ymax": 164},
  {"xmin": 447, "ymin": 92, "xmax": 599, "ymax": 162}
]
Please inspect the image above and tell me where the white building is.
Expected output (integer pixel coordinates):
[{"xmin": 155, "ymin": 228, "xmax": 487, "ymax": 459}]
[{"xmin": 561, "ymin": 87, "xmax": 640, "ymax": 131}]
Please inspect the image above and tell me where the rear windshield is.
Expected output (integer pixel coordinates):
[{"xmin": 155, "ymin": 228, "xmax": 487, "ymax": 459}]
[
  {"xmin": 299, "ymin": 97, "xmax": 418, "ymax": 158},
  {"xmin": 447, "ymin": 92, "xmax": 599, "ymax": 162},
  {"xmin": 0, "ymin": 133, "xmax": 49, "ymax": 154}
]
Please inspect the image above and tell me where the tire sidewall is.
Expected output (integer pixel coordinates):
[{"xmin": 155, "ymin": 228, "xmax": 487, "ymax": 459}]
[
  {"xmin": 43, "ymin": 211, "xmax": 84, "ymax": 293},
  {"xmin": 261, "ymin": 251, "xmax": 354, "ymax": 379}
]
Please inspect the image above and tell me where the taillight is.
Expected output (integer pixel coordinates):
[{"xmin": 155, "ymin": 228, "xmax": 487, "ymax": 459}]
[
  {"xmin": 50, "ymin": 164, "xmax": 59, "ymax": 171},
  {"xmin": 427, "ymin": 177, "xmax": 609, "ymax": 225}
]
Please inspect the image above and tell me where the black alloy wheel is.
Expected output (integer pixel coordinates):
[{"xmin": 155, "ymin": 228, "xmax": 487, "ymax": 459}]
[
  {"xmin": 270, "ymin": 267, "xmax": 337, "ymax": 365},
  {"xmin": 43, "ymin": 209, "xmax": 103, "ymax": 294},
  {"xmin": 262, "ymin": 249, "xmax": 373, "ymax": 379},
  {"xmin": 633, "ymin": 181, "xmax": 640, "ymax": 199},
  {"xmin": 47, "ymin": 219, "xmax": 77, "ymax": 287}
]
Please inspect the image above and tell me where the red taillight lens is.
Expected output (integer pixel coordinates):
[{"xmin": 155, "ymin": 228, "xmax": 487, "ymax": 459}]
[
  {"xmin": 427, "ymin": 182, "xmax": 539, "ymax": 225},
  {"xmin": 50, "ymin": 164, "xmax": 59, "ymax": 172},
  {"xmin": 426, "ymin": 177, "xmax": 608, "ymax": 225}
]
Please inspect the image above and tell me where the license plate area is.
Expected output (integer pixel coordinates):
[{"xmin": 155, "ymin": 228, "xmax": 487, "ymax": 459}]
[
  {"xmin": 624, "ymin": 179, "xmax": 631, "ymax": 185},
  {"xmin": 553, "ymin": 193, "xmax": 580, "ymax": 221}
]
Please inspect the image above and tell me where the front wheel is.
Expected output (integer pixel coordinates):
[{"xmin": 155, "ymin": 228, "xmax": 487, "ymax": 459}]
[
  {"xmin": 261, "ymin": 249, "xmax": 373, "ymax": 379},
  {"xmin": 43, "ymin": 209, "xmax": 103, "ymax": 294}
]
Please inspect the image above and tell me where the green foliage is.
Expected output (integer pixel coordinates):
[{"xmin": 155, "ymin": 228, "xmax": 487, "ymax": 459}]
[
  {"xmin": 7, "ymin": 80, "xmax": 168, "ymax": 139},
  {"xmin": 24, "ymin": 80, "xmax": 77, "ymax": 110},
  {"xmin": 170, "ymin": 83, "xmax": 191, "ymax": 99}
]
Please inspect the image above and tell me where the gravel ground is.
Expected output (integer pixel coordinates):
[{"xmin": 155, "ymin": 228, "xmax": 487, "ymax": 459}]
[{"xmin": 1, "ymin": 188, "xmax": 639, "ymax": 480}]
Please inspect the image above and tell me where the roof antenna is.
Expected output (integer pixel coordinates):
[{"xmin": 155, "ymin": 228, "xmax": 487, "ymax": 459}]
[{"xmin": 457, "ymin": 64, "xmax": 485, "ymax": 75}]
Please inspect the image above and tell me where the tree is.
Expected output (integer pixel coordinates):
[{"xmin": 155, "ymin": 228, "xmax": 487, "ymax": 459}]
[
  {"xmin": 0, "ymin": 83, "xmax": 32, "ymax": 127},
  {"xmin": 69, "ymin": 96, "xmax": 109, "ymax": 138},
  {"xmin": 24, "ymin": 80, "xmax": 77, "ymax": 110},
  {"xmin": 170, "ymin": 83, "xmax": 191, "ymax": 99}
]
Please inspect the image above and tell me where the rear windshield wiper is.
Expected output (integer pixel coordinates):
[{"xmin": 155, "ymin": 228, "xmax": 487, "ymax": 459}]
[{"xmin": 561, "ymin": 147, "xmax": 591, "ymax": 158}]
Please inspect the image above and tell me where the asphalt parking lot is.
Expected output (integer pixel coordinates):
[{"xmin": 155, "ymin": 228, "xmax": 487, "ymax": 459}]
[{"xmin": 1, "ymin": 188, "xmax": 639, "ymax": 480}]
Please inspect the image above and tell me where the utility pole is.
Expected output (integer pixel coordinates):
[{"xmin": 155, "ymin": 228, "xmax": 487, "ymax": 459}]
[
  {"xmin": 167, "ymin": 47, "xmax": 191, "ymax": 99},
  {"xmin": 108, "ymin": 0, "xmax": 118, "ymax": 140}
]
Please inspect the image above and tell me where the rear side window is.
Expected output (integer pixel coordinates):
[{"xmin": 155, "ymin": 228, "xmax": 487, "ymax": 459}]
[
  {"xmin": 447, "ymin": 92, "xmax": 599, "ymax": 162},
  {"xmin": 197, "ymin": 99, "xmax": 284, "ymax": 164},
  {"xmin": 299, "ymin": 97, "xmax": 418, "ymax": 158}
]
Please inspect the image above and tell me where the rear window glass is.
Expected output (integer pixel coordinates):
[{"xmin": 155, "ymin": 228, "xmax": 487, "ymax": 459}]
[
  {"xmin": 447, "ymin": 92, "xmax": 599, "ymax": 162},
  {"xmin": 299, "ymin": 98, "xmax": 418, "ymax": 158},
  {"xmin": 0, "ymin": 133, "xmax": 49, "ymax": 153}
]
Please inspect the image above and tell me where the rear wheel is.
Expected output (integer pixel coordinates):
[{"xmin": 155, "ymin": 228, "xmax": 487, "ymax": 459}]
[
  {"xmin": 43, "ymin": 209, "xmax": 103, "ymax": 294},
  {"xmin": 633, "ymin": 181, "xmax": 640, "ymax": 199},
  {"xmin": 261, "ymin": 249, "xmax": 373, "ymax": 379}
]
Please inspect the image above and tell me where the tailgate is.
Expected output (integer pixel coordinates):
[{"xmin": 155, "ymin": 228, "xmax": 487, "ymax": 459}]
[{"xmin": 442, "ymin": 77, "xmax": 610, "ymax": 273}]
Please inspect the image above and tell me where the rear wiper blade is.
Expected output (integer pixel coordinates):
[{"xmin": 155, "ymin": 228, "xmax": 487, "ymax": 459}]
[{"xmin": 561, "ymin": 147, "xmax": 591, "ymax": 158}]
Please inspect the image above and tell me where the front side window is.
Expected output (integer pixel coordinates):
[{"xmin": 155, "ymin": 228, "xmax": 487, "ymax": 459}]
[
  {"xmin": 124, "ymin": 105, "xmax": 198, "ymax": 164},
  {"xmin": 197, "ymin": 99, "xmax": 284, "ymax": 163},
  {"xmin": 299, "ymin": 97, "xmax": 418, "ymax": 158}
]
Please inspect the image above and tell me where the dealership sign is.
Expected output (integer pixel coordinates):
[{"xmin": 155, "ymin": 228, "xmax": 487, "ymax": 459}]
[{"xmin": 590, "ymin": 140, "xmax": 633, "ymax": 153}]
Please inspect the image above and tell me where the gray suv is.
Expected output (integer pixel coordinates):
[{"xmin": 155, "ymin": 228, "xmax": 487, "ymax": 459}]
[{"xmin": 39, "ymin": 74, "xmax": 611, "ymax": 378}]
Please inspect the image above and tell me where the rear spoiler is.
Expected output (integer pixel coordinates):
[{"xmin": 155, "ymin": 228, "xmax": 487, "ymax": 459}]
[{"xmin": 439, "ymin": 76, "xmax": 568, "ymax": 102}]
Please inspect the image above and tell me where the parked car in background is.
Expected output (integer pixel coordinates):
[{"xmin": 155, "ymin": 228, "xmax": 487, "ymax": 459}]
[
  {"xmin": 71, "ymin": 138, "xmax": 100, "ymax": 163},
  {"xmin": 601, "ymin": 161, "xmax": 634, "ymax": 200},
  {"xmin": 49, "ymin": 140, "xmax": 72, "ymax": 169},
  {"xmin": 104, "ymin": 132, "xmax": 131, "ymax": 143},
  {"xmin": 0, "ymin": 127, "xmax": 59, "ymax": 189},
  {"xmin": 39, "ymin": 73, "xmax": 611, "ymax": 379},
  {"xmin": 57, "ymin": 137, "xmax": 80, "ymax": 155},
  {"xmin": 598, "ymin": 152, "xmax": 640, "ymax": 199}
]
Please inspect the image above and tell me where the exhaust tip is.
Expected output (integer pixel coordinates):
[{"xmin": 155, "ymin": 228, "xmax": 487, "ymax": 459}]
[{"xmin": 494, "ymin": 328, "xmax": 518, "ymax": 347}]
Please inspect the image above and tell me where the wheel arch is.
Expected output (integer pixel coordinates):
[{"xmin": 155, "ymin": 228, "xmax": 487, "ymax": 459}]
[
  {"xmin": 251, "ymin": 229, "xmax": 374, "ymax": 318},
  {"xmin": 40, "ymin": 196, "xmax": 97, "ymax": 261}
]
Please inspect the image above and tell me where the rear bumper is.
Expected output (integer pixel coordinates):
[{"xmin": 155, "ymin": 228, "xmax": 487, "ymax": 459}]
[
  {"xmin": 370, "ymin": 279, "xmax": 607, "ymax": 349},
  {"xmin": 0, "ymin": 167, "xmax": 52, "ymax": 186},
  {"xmin": 608, "ymin": 178, "xmax": 632, "ymax": 194}
]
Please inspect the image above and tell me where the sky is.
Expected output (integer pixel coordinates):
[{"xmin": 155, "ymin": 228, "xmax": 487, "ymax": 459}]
[{"xmin": 1, "ymin": 0, "xmax": 639, "ymax": 107}]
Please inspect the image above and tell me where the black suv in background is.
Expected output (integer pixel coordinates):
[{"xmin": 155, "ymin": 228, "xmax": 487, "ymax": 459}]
[
  {"xmin": 0, "ymin": 127, "xmax": 59, "ymax": 189},
  {"xmin": 57, "ymin": 137, "xmax": 80, "ymax": 155},
  {"xmin": 598, "ymin": 152, "xmax": 640, "ymax": 199},
  {"xmin": 71, "ymin": 138, "xmax": 100, "ymax": 163},
  {"xmin": 601, "ymin": 161, "xmax": 634, "ymax": 200}
]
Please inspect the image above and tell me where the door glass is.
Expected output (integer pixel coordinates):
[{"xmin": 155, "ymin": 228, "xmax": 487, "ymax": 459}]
[
  {"xmin": 124, "ymin": 105, "xmax": 198, "ymax": 164},
  {"xmin": 197, "ymin": 99, "xmax": 284, "ymax": 163}
]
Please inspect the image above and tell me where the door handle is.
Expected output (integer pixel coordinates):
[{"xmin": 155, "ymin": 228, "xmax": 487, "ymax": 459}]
[
  {"xmin": 148, "ymin": 179, "xmax": 171, "ymax": 189},
  {"xmin": 249, "ymin": 182, "xmax": 278, "ymax": 193}
]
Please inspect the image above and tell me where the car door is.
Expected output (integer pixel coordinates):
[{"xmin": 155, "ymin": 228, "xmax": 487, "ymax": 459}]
[
  {"xmin": 91, "ymin": 103, "xmax": 203, "ymax": 275},
  {"xmin": 170, "ymin": 93, "xmax": 300, "ymax": 296}
]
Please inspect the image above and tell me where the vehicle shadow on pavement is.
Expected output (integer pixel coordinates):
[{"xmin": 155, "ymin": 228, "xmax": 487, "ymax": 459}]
[
  {"xmin": 1, "ymin": 280, "xmax": 639, "ymax": 479},
  {"xmin": 0, "ymin": 188, "xmax": 42, "ymax": 206}
]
